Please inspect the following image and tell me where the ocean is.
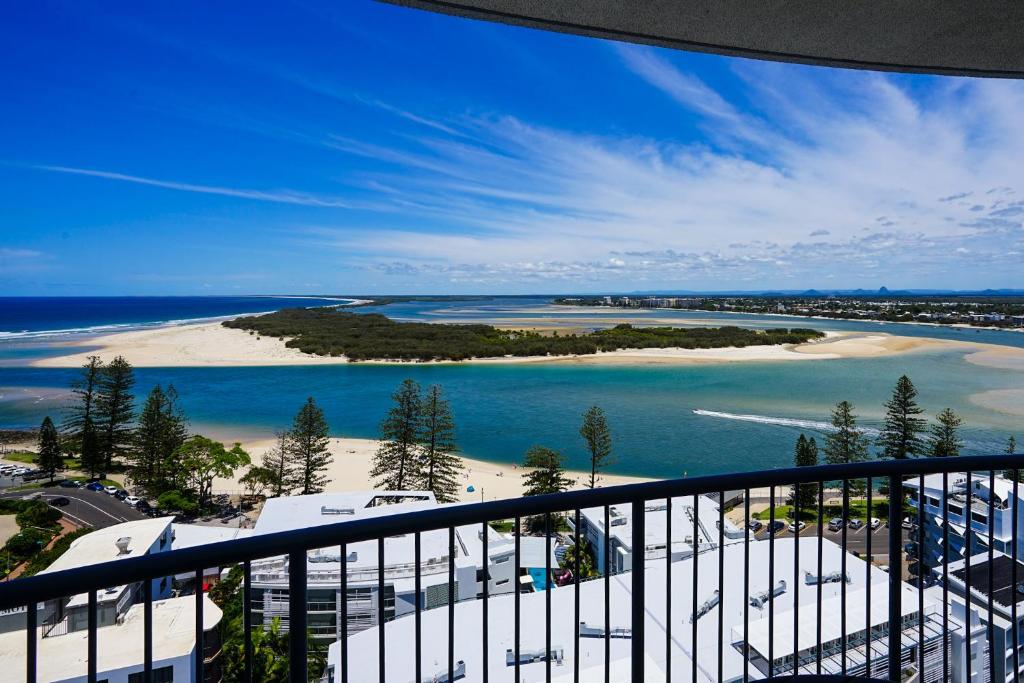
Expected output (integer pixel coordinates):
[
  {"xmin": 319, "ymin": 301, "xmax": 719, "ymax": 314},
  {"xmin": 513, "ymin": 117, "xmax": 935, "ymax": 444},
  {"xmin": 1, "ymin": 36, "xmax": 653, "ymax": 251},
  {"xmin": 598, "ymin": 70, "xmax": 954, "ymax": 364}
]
[{"xmin": 0, "ymin": 296, "xmax": 1021, "ymax": 478}]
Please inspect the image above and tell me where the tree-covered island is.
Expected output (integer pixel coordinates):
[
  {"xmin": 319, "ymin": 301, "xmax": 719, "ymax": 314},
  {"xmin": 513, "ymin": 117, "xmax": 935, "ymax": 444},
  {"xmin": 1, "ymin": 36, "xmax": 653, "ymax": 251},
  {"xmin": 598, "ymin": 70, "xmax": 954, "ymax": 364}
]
[{"xmin": 223, "ymin": 308, "xmax": 824, "ymax": 361}]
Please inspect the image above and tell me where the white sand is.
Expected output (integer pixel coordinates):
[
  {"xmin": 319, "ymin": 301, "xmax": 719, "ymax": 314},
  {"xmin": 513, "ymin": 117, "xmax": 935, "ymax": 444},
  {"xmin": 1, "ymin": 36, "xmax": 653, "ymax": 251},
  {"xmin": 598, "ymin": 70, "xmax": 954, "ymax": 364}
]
[
  {"xmin": 213, "ymin": 437, "xmax": 651, "ymax": 502},
  {"xmin": 32, "ymin": 321, "xmax": 970, "ymax": 369},
  {"xmin": 33, "ymin": 322, "xmax": 349, "ymax": 368},
  {"xmin": 968, "ymin": 389, "xmax": 1024, "ymax": 418}
]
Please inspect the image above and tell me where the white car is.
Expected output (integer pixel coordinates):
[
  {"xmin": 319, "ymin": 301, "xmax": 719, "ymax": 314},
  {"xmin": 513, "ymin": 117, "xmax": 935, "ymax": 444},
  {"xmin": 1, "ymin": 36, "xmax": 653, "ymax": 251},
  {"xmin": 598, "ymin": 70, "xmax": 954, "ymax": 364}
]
[
  {"xmin": 788, "ymin": 521, "xmax": 806, "ymax": 533},
  {"xmin": 104, "ymin": 485, "xmax": 119, "ymax": 495},
  {"xmin": 124, "ymin": 495, "xmax": 142, "ymax": 507},
  {"xmin": 870, "ymin": 517, "xmax": 881, "ymax": 530}
]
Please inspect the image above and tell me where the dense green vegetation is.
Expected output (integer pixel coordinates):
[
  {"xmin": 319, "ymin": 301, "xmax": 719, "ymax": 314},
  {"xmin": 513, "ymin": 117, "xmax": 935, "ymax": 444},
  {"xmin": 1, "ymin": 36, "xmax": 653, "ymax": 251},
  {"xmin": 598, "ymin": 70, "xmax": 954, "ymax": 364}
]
[
  {"xmin": 224, "ymin": 308, "xmax": 824, "ymax": 361},
  {"xmin": 21, "ymin": 528, "xmax": 93, "ymax": 577},
  {"xmin": 0, "ymin": 499, "xmax": 64, "ymax": 578}
]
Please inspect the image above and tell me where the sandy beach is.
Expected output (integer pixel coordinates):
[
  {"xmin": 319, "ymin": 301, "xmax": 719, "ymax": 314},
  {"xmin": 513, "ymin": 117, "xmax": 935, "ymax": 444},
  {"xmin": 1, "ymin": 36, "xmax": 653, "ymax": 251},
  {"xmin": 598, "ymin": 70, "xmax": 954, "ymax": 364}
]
[
  {"xmin": 32, "ymin": 320, "xmax": 968, "ymax": 369},
  {"xmin": 213, "ymin": 436, "xmax": 652, "ymax": 502}
]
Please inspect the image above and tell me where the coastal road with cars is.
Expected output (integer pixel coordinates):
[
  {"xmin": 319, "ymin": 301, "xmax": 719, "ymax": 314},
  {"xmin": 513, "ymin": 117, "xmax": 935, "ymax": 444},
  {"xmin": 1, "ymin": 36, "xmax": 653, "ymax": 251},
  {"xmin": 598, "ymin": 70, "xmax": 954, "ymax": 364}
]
[{"xmin": 0, "ymin": 487, "xmax": 146, "ymax": 529}]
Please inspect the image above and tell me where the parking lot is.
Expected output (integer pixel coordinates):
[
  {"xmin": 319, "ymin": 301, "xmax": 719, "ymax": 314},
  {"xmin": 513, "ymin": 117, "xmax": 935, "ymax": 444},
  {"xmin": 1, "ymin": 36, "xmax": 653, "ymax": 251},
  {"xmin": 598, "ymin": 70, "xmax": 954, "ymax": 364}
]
[
  {"xmin": 749, "ymin": 521, "xmax": 903, "ymax": 566},
  {"xmin": 0, "ymin": 487, "xmax": 147, "ymax": 529}
]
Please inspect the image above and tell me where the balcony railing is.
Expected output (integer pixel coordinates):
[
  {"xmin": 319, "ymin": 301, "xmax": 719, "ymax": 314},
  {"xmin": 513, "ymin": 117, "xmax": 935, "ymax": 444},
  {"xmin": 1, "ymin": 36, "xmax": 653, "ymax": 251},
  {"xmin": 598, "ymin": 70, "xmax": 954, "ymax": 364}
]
[{"xmin": 0, "ymin": 455, "xmax": 1021, "ymax": 682}]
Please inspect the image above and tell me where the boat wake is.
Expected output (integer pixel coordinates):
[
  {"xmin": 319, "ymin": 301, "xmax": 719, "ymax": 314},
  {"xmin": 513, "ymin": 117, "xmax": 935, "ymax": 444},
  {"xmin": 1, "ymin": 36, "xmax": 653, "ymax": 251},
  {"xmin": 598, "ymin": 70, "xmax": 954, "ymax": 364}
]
[{"xmin": 692, "ymin": 409, "xmax": 881, "ymax": 436}]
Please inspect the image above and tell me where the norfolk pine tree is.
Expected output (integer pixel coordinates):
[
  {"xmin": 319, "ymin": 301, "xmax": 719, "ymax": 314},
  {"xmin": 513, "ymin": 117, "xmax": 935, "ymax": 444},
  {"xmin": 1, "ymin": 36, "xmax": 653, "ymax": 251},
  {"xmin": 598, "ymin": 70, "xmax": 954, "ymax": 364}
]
[
  {"xmin": 418, "ymin": 384, "xmax": 462, "ymax": 503},
  {"xmin": 262, "ymin": 431, "xmax": 297, "ymax": 497},
  {"xmin": 1005, "ymin": 436, "xmax": 1023, "ymax": 482},
  {"xmin": 928, "ymin": 408, "xmax": 964, "ymax": 457},
  {"xmin": 130, "ymin": 385, "xmax": 188, "ymax": 495},
  {"xmin": 65, "ymin": 356, "xmax": 103, "ymax": 459},
  {"xmin": 371, "ymin": 379, "xmax": 423, "ymax": 491},
  {"xmin": 37, "ymin": 416, "xmax": 64, "ymax": 482},
  {"xmin": 793, "ymin": 434, "xmax": 818, "ymax": 519},
  {"xmin": 580, "ymin": 406, "xmax": 613, "ymax": 488},
  {"xmin": 823, "ymin": 400, "xmax": 870, "ymax": 494},
  {"xmin": 877, "ymin": 375, "xmax": 927, "ymax": 459},
  {"xmin": 288, "ymin": 397, "xmax": 332, "ymax": 495},
  {"xmin": 95, "ymin": 355, "xmax": 136, "ymax": 471},
  {"xmin": 521, "ymin": 446, "xmax": 572, "ymax": 497}
]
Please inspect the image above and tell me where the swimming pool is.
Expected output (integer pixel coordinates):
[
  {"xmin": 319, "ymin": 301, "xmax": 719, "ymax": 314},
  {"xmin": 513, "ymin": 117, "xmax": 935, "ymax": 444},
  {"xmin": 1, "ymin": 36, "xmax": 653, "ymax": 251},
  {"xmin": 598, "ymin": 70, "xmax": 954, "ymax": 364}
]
[{"xmin": 528, "ymin": 567, "xmax": 550, "ymax": 591}]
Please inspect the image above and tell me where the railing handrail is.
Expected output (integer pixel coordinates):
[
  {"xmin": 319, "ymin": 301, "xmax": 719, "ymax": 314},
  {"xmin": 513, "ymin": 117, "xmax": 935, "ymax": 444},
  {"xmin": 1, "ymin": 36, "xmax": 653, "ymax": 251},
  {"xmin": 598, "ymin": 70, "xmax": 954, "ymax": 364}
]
[{"xmin": 0, "ymin": 454, "xmax": 1018, "ymax": 610}]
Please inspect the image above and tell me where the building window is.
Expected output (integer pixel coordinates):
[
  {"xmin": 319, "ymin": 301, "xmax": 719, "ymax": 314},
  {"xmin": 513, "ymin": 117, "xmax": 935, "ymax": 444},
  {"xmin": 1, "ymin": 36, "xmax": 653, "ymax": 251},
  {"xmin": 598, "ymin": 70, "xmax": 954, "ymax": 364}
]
[
  {"xmin": 949, "ymin": 504, "xmax": 963, "ymax": 516},
  {"xmin": 493, "ymin": 555, "xmax": 510, "ymax": 564},
  {"xmin": 971, "ymin": 511, "xmax": 987, "ymax": 524}
]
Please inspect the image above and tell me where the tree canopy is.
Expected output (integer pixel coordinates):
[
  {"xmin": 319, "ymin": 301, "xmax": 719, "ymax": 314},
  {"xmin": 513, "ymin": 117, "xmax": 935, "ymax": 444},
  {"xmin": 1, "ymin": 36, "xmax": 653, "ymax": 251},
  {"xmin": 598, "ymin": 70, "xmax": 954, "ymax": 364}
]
[
  {"xmin": 580, "ymin": 406, "xmax": 613, "ymax": 488},
  {"xmin": 877, "ymin": 375, "xmax": 927, "ymax": 459},
  {"xmin": 224, "ymin": 308, "xmax": 823, "ymax": 361}
]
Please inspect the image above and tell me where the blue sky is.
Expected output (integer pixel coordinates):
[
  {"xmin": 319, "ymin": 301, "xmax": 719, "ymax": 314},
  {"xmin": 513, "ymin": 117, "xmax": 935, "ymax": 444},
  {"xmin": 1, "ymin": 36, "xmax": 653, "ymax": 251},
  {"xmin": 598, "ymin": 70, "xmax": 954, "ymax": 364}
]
[{"xmin": 2, "ymin": 1, "xmax": 1022, "ymax": 295}]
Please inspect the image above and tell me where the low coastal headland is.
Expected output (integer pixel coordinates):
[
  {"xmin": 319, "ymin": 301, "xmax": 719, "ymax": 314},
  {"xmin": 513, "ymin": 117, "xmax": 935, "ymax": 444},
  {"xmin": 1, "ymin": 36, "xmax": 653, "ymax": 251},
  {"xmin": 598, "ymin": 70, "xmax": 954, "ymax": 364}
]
[{"xmin": 31, "ymin": 306, "xmax": 980, "ymax": 368}]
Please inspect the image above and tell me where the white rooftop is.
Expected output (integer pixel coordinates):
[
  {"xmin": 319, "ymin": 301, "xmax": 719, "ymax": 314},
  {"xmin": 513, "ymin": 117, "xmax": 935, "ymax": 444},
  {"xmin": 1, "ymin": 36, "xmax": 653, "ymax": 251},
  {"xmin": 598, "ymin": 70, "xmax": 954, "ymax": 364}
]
[
  {"xmin": 334, "ymin": 536, "xmax": 925, "ymax": 682},
  {"xmin": 253, "ymin": 491, "xmax": 437, "ymax": 535},
  {"xmin": 171, "ymin": 522, "xmax": 254, "ymax": 550},
  {"xmin": 581, "ymin": 494, "xmax": 745, "ymax": 558},
  {"xmin": 250, "ymin": 492, "xmax": 510, "ymax": 585},
  {"xmin": 0, "ymin": 595, "xmax": 220, "ymax": 683},
  {"xmin": 41, "ymin": 517, "xmax": 173, "ymax": 575}
]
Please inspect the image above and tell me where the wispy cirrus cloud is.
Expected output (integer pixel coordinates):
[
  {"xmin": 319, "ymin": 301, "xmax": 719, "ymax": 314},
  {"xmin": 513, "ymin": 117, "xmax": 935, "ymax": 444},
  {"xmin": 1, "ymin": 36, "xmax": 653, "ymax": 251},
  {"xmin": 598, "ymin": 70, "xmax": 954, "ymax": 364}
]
[
  {"xmin": 29, "ymin": 165, "xmax": 353, "ymax": 208},
  {"xmin": 291, "ymin": 50, "xmax": 1024, "ymax": 289}
]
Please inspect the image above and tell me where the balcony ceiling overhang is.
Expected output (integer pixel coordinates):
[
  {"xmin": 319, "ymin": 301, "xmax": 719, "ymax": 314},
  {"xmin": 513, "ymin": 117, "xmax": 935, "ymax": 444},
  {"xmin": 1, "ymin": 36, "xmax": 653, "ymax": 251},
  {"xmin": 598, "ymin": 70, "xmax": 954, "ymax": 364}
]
[{"xmin": 379, "ymin": 0, "xmax": 1024, "ymax": 78}]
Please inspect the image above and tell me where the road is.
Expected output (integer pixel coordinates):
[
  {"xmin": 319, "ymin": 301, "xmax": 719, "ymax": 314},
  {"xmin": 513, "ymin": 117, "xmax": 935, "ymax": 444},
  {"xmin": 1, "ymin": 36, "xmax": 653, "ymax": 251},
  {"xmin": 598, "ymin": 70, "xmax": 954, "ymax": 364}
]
[{"xmin": 0, "ymin": 488, "xmax": 147, "ymax": 529}]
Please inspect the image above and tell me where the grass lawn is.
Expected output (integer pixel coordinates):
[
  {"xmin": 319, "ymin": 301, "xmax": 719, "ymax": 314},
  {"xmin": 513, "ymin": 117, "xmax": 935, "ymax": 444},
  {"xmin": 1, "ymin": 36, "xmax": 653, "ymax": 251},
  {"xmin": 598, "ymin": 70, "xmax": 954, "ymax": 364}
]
[
  {"xmin": 3, "ymin": 451, "xmax": 79, "ymax": 469},
  {"xmin": 752, "ymin": 499, "xmax": 913, "ymax": 522}
]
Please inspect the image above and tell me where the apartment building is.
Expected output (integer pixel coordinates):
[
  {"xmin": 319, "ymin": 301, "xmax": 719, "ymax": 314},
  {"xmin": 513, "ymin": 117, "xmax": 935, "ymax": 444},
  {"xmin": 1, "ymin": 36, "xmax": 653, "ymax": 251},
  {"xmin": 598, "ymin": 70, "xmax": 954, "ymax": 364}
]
[{"xmin": 247, "ymin": 491, "xmax": 558, "ymax": 643}]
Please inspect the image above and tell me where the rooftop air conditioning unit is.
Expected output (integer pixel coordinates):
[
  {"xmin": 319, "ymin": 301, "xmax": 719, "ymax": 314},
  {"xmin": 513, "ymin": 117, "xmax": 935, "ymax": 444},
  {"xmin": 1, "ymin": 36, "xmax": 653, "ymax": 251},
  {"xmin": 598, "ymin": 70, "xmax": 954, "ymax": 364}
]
[
  {"xmin": 320, "ymin": 506, "xmax": 355, "ymax": 515},
  {"xmin": 115, "ymin": 537, "xmax": 131, "ymax": 555}
]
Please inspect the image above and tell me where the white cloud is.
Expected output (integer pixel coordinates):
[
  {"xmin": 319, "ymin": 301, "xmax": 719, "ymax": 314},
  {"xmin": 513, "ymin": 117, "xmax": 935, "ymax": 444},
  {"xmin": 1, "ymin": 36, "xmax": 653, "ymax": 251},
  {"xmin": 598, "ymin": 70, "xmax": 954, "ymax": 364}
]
[
  {"xmin": 302, "ymin": 53, "xmax": 1024, "ymax": 289},
  {"xmin": 31, "ymin": 165, "xmax": 353, "ymax": 208}
]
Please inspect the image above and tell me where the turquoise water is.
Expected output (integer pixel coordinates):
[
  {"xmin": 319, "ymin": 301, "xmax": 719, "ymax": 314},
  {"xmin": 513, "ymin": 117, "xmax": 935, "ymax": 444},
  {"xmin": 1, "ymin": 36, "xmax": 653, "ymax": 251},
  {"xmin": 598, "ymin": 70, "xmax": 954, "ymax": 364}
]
[
  {"xmin": 0, "ymin": 297, "xmax": 1021, "ymax": 478},
  {"xmin": 528, "ymin": 567, "xmax": 550, "ymax": 591}
]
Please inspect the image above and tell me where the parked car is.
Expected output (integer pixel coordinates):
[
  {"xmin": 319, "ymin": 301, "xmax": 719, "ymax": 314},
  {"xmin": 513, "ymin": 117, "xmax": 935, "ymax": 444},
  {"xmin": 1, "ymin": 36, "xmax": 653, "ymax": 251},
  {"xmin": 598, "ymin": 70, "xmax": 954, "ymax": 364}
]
[
  {"xmin": 124, "ymin": 495, "xmax": 142, "ymax": 507},
  {"xmin": 85, "ymin": 481, "xmax": 104, "ymax": 491},
  {"xmin": 58, "ymin": 479, "xmax": 80, "ymax": 488},
  {"xmin": 788, "ymin": 521, "xmax": 806, "ymax": 533},
  {"xmin": 870, "ymin": 517, "xmax": 882, "ymax": 530},
  {"xmin": 848, "ymin": 518, "xmax": 865, "ymax": 530},
  {"xmin": 48, "ymin": 496, "xmax": 70, "ymax": 507},
  {"xmin": 828, "ymin": 517, "xmax": 844, "ymax": 532},
  {"xmin": 768, "ymin": 520, "xmax": 786, "ymax": 535},
  {"xmin": 748, "ymin": 519, "xmax": 763, "ymax": 533},
  {"xmin": 136, "ymin": 500, "xmax": 152, "ymax": 514},
  {"xmin": 901, "ymin": 517, "xmax": 914, "ymax": 529},
  {"xmin": 114, "ymin": 489, "xmax": 129, "ymax": 501},
  {"xmin": 104, "ymin": 485, "xmax": 120, "ymax": 495}
]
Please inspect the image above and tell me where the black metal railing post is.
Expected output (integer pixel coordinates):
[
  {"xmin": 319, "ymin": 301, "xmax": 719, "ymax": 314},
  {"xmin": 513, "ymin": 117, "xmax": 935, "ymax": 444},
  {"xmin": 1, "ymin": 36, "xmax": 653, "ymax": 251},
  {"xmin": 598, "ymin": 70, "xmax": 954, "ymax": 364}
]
[
  {"xmin": 288, "ymin": 550, "xmax": 307, "ymax": 683},
  {"xmin": 631, "ymin": 498, "xmax": 645, "ymax": 681},
  {"xmin": 88, "ymin": 589, "xmax": 97, "ymax": 683},
  {"xmin": 195, "ymin": 569, "xmax": 205, "ymax": 683},
  {"xmin": 144, "ymin": 578, "xmax": 153, "ymax": 683},
  {"xmin": 887, "ymin": 475, "xmax": 903, "ymax": 681},
  {"xmin": 244, "ymin": 560, "xmax": 253, "ymax": 683},
  {"xmin": 26, "ymin": 599, "xmax": 36, "ymax": 683}
]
